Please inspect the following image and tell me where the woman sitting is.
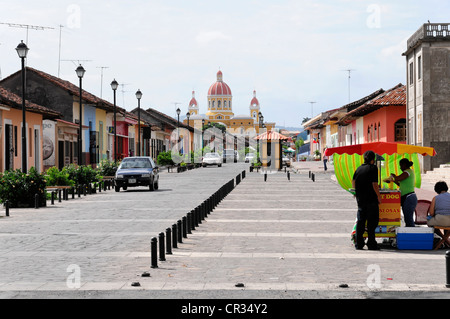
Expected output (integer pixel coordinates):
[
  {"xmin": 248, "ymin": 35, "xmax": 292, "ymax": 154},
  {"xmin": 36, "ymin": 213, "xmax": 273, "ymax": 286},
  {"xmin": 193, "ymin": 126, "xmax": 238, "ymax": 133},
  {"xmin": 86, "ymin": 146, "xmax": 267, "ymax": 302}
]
[{"xmin": 427, "ymin": 181, "xmax": 450, "ymax": 247}]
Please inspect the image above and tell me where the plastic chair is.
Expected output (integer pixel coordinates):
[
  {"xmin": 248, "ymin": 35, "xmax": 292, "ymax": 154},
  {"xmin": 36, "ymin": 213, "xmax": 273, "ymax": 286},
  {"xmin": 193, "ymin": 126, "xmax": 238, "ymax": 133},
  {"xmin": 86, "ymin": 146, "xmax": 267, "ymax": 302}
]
[{"xmin": 414, "ymin": 199, "xmax": 431, "ymax": 225}]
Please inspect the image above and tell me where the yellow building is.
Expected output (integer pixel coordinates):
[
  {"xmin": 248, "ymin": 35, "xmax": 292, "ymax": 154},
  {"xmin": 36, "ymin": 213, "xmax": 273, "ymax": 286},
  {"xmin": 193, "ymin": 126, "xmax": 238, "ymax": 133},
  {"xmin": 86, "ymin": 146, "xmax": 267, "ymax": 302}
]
[{"xmin": 184, "ymin": 70, "xmax": 275, "ymax": 135}]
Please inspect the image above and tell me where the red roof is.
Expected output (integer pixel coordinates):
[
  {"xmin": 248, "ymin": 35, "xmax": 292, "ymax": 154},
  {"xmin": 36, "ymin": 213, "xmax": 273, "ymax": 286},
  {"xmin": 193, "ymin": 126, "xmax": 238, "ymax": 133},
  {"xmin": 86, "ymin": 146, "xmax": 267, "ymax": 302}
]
[
  {"xmin": 0, "ymin": 85, "xmax": 61, "ymax": 118},
  {"xmin": 254, "ymin": 130, "xmax": 289, "ymax": 140},
  {"xmin": 189, "ymin": 91, "xmax": 198, "ymax": 106},
  {"xmin": 208, "ymin": 70, "xmax": 232, "ymax": 96}
]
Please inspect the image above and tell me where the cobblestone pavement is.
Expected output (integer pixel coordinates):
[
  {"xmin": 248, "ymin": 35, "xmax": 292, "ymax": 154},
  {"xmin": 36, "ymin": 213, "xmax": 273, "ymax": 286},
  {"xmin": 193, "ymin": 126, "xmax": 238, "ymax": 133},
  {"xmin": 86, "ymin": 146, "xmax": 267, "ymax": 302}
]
[{"xmin": 0, "ymin": 161, "xmax": 449, "ymax": 300}]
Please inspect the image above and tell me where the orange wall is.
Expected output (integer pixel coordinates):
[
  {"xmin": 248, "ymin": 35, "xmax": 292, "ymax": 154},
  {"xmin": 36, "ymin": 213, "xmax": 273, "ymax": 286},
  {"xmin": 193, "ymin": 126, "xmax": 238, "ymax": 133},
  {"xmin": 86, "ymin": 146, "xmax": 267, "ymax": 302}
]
[
  {"xmin": 4, "ymin": 108, "xmax": 44, "ymax": 172},
  {"xmin": 363, "ymin": 106, "xmax": 406, "ymax": 143}
]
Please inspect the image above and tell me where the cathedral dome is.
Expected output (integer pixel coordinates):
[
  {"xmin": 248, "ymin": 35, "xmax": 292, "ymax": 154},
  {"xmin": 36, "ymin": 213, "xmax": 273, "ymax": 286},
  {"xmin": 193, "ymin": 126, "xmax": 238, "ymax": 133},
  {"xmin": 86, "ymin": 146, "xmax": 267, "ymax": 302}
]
[
  {"xmin": 189, "ymin": 91, "xmax": 198, "ymax": 107},
  {"xmin": 250, "ymin": 90, "xmax": 259, "ymax": 107},
  {"xmin": 208, "ymin": 70, "xmax": 232, "ymax": 96}
]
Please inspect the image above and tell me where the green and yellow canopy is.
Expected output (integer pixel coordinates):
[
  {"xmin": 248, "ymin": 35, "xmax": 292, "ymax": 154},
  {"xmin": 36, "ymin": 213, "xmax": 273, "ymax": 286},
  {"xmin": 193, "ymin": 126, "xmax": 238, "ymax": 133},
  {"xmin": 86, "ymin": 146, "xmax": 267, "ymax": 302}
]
[{"xmin": 324, "ymin": 142, "xmax": 437, "ymax": 193}]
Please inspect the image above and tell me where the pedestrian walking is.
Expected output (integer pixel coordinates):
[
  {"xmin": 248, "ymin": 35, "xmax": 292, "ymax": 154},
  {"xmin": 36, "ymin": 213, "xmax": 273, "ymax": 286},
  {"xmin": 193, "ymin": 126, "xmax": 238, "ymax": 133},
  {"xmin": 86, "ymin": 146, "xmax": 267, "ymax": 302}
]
[
  {"xmin": 323, "ymin": 148, "xmax": 328, "ymax": 171},
  {"xmin": 352, "ymin": 150, "xmax": 382, "ymax": 250}
]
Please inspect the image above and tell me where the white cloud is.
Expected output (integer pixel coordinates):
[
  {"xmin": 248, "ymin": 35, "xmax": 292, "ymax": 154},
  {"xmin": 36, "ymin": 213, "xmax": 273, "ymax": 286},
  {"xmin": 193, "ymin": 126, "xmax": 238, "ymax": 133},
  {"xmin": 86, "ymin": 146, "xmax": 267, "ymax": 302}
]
[{"xmin": 195, "ymin": 31, "xmax": 232, "ymax": 45}]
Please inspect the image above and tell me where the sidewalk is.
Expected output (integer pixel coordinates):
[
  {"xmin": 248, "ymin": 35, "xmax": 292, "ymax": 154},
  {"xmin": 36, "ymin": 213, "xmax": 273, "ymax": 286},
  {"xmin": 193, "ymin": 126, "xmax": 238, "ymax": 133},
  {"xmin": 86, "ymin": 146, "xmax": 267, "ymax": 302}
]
[
  {"xmin": 131, "ymin": 169, "xmax": 449, "ymax": 297},
  {"xmin": 0, "ymin": 163, "xmax": 448, "ymax": 299}
]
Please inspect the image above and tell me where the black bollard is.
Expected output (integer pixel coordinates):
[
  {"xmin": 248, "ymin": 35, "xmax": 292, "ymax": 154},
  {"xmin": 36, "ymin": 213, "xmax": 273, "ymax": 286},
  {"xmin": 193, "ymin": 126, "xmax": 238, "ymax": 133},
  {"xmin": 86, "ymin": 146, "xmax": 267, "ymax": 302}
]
[
  {"xmin": 51, "ymin": 191, "xmax": 55, "ymax": 205},
  {"xmin": 72, "ymin": 187, "xmax": 75, "ymax": 199},
  {"xmin": 159, "ymin": 232, "xmax": 166, "ymax": 261},
  {"xmin": 151, "ymin": 237, "xmax": 158, "ymax": 268},
  {"xmin": 312, "ymin": 173, "xmax": 315, "ymax": 182},
  {"xmin": 446, "ymin": 250, "xmax": 450, "ymax": 288},
  {"xmin": 264, "ymin": 173, "xmax": 267, "ymax": 182},
  {"xmin": 196, "ymin": 206, "xmax": 202, "ymax": 224},
  {"xmin": 177, "ymin": 220, "xmax": 182, "ymax": 243},
  {"xmin": 182, "ymin": 216, "xmax": 187, "ymax": 238},
  {"xmin": 166, "ymin": 228, "xmax": 172, "ymax": 255},
  {"xmin": 309, "ymin": 171, "xmax": 311, "ymax": 178},
  {"xmin": 78, "ymin": 186, "xmax": 81, "ymax": 198},
  {"xmin": 287, "ymin": 171, "xmax": 290, "ymax": 181},
  {"xmin": 5, "ymin": 200, "xmax": 9, "ymax": 217},
  {"xmin": 35, "ymin": 194, "xmax": 39, "ymax": 209},
  {"xmin": 172, "ymin": 224, "xmax": 178, "ymax": 248},
  {"xmin": 58, "ymin": 189, "xmax": 62, "ymax": 202},
  {"xmin": 187, "ymin": 212, "xmax": 192, "ymax": 234}
]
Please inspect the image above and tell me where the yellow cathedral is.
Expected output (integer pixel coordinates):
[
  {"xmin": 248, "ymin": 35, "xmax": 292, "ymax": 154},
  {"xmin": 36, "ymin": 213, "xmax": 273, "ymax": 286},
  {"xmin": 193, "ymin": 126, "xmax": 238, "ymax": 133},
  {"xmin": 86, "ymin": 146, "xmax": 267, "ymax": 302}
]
[{"xmin": 184, "ymin": 70, "xmax": 275, "ymax": 135}]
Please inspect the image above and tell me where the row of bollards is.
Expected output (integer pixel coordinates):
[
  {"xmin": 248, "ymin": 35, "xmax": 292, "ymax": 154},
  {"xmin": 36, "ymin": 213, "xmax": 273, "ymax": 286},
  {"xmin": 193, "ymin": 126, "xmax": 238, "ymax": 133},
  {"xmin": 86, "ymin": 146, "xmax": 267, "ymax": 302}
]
[{"xmin": 149, "ymin": 170, "xmax": 246, "ymax": 269}]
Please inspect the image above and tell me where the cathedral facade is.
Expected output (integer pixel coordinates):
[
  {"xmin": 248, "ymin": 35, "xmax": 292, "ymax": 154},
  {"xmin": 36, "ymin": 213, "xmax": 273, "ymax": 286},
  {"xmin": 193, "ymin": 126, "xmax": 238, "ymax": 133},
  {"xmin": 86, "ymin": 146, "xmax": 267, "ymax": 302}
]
[{"xmin": 184, "ymin": 70, "xmax": 275, "ymax": 135}]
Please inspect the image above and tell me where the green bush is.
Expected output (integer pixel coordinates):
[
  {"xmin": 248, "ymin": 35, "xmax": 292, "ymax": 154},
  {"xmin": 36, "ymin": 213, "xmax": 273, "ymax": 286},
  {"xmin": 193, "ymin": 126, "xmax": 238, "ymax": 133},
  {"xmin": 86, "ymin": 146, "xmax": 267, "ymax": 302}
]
[
  {"xmin": 97, "ymin": 159, "xmax": 120, "ymax": 176},
  {"xmin": 63, "ymin": 164, "xmax": 101, "ymax": 187},
  {"xmin": 157, "ymin": 151, "xmax": 174, "ymax": 166},
  {"xmin": 45, "ymin": 166, "xmax": 74, "ymax": 187},
  {"xmin": 0, "ymin": 167, "xmax": 47, "ymax": 208}
]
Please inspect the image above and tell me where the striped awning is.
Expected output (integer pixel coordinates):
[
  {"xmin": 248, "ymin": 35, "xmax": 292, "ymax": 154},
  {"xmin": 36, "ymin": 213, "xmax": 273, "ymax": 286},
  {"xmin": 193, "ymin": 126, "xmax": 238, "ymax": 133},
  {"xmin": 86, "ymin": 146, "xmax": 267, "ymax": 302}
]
[{"xmin": 254, "ymin": 131, "xmax": 289, "ymax": 141}]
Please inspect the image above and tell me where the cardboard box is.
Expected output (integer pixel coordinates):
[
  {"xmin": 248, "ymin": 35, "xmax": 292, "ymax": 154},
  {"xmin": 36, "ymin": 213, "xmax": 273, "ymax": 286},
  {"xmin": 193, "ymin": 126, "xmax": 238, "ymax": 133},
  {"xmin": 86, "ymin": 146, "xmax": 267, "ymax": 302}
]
[{"xmin": 396, "ymin": 227, "xmax": 434, "ymax": 250}]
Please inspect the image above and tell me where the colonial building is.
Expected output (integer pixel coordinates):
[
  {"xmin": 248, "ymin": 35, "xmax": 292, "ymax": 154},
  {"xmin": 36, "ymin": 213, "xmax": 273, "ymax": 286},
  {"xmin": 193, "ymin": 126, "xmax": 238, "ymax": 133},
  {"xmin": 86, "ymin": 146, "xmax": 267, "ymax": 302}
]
[
  {"xmin": 304, "ymin": 84, "xmax": 407, "ymax": 158},
  {"xmin": 184, "ymin": 70, "xmax": 275, "ymax": 135},
  {"xmin": 0, "ymin": 67, "xmax": 139, "ymax": 169},
  {"xmin": 0, "ymin": 85, "xmax": 61, "ymax": 172},
  {"xmin": 403, "ymin": 23, "xmax": 450, "ymax": 171}
]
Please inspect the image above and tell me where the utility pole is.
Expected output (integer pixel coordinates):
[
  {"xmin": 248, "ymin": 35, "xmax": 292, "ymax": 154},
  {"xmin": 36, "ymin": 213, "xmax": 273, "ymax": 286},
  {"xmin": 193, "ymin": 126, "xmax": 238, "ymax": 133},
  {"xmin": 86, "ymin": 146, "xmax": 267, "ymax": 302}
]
[
  {"xmin": 343, "ymin": 69, "xmax": 355, "ymax": 103},
  {"xmin": 308, "ymin": 101, "xmax": 317, "ymax": 118},
  {"xmin": 58, "ymin": 24, "xmax": 64, "ymax": 77},
  {"xmin": 96, "ymin": 66, "xmax": 109, "ymax": 98}
]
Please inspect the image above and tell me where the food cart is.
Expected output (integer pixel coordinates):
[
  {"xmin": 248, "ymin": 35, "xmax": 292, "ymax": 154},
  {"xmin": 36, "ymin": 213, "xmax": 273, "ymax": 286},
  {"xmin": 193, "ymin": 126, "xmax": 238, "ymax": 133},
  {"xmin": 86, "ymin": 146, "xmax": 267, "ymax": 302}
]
[{"xmin": 324, "ymin": 142, "xmax": 436, "ymax": 246}]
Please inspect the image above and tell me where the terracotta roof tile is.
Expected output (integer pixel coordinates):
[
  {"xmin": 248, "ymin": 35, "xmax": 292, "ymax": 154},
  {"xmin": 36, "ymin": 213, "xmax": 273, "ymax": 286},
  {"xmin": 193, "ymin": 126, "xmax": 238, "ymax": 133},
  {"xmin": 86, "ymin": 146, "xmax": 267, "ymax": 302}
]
[{"xmin": 0, "ymin": 85, "xmax": 61, "ymax": 118}]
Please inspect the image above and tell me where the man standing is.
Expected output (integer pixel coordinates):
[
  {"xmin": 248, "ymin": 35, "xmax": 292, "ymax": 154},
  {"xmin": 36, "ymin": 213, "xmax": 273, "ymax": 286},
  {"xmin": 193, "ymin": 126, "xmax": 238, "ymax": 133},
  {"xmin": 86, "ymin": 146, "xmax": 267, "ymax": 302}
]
[{"xmin": 352, "ymin": 151, "xmax": 382, "ymax": 250}]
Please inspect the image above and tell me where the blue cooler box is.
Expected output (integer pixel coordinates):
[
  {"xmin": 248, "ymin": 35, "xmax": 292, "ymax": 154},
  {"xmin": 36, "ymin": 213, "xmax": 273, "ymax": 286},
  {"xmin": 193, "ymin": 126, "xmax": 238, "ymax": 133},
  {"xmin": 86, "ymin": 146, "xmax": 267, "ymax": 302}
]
[{"xmin": 396, "ymin": 227, "xmax": 434, "ymax": 250}]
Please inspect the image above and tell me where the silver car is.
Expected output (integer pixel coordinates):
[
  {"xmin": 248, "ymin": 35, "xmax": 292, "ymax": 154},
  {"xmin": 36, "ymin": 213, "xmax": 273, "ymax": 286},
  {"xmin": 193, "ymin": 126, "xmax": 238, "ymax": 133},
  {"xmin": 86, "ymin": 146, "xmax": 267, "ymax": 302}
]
[{"xmin": 202, "ymin": 152, "xmax": 222, "ymax": 167}]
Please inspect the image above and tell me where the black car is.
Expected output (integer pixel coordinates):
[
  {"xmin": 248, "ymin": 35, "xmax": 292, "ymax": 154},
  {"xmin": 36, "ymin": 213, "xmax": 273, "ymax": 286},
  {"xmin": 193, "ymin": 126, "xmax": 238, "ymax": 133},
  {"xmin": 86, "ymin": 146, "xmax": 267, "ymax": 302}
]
[{"xmin": 114, "ymin": 157, "xmax": 159, "ymax": 192}]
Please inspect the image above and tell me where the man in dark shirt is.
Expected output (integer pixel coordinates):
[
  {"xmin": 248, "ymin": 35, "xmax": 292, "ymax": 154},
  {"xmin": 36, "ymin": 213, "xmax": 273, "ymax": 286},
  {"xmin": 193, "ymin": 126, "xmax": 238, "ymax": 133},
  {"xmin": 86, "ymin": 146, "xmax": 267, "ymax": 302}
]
[{"xmin": 352, "ymin": 151, "xmax": 382, "ymax": 250}]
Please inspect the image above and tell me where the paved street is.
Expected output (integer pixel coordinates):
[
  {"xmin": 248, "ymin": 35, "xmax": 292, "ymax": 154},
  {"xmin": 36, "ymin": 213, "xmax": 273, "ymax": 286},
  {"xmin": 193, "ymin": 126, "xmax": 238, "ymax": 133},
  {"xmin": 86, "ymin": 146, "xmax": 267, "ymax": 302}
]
[{"xmin": 0, "ymin": 161, "xmax": 449, "ymax": 300}]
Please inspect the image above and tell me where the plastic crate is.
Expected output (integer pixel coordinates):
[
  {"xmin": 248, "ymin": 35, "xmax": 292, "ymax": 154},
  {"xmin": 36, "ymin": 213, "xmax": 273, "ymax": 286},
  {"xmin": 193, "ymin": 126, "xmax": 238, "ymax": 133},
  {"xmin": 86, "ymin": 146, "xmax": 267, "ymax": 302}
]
[{"xmin": 396, "ymin": 227, "xmax": 434, "ymax": 250}]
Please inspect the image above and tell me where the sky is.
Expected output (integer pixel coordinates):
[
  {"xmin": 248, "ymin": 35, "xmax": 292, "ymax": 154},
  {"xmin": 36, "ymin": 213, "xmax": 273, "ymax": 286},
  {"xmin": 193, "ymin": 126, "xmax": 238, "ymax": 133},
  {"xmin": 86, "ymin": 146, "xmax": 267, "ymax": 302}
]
[{"xmin": 0, "ymin": 0, "xmax": 448, "ymax": 128}]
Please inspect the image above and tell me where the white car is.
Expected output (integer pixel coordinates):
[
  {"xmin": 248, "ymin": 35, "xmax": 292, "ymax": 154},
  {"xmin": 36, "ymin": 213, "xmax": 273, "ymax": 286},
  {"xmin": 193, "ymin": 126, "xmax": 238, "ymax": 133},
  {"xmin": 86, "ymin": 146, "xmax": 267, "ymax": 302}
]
[
  {"xmin": 245, "ymin": 153, "xmax": 256, "ymax": 163},
  {"xmin": 202, "ymin": 152, "xmax": 222, "ymax": 167}
]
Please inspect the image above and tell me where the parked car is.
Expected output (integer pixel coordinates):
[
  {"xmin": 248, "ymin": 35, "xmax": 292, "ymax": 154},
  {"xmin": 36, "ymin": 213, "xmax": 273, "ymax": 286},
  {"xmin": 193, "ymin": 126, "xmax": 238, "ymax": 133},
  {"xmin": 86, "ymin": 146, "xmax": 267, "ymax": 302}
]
[
  {"xmin": 282, "ymin": 155, "xmax": 291, "ymax": 167},
  {"xmin": 202, "ymin": 152, "xmax": 222, "ymax": 167},
  {"xmin": 245, "ymin": 153, "xmax": 256, "ymax": 163},
  {"xmin": 223, "ymin": 149, "xmax": 239, "ymax": 161},
  {"xmin": 114, "ymin": 157, "xmax": 159, "ymax": 192}
]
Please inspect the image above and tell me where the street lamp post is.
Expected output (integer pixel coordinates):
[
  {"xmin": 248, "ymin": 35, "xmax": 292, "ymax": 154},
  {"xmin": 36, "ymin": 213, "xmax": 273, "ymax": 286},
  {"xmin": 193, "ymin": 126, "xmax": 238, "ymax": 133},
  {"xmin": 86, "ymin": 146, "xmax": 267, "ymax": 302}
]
[
  {"xmin": 75, "ymin": 64, "xmax": 86, "ymax": 166},
  {"xmin": 16, "ymin": 40, "xmax": 29, "ymax": 173},
  {"xmin": 176, "ymin": 108, "xmax": 181, "ymax": 154},
  {"xmin": 135, "ymin": 89, "xmax": 142, "ymax": 156},
  {"xmin": 111, "ymin": 79, "xmax": 119, "ymax": 162},
  {"xmin": 202, "ymin": 118, "xmax": 205, "ymax": 155},
  {"xmin": 186, "ymin": 112, "xmax": 190, "ymax": 156}
]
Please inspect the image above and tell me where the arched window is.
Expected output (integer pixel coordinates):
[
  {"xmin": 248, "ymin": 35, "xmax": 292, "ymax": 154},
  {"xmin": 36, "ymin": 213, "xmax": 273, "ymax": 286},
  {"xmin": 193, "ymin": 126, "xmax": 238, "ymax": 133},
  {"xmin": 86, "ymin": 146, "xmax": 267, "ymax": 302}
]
[
  {"xmin": 218, "ymin": 100, "xmax": 221, "ymax": 108},
  {"xmin": 224, "ymin": 101, "xmax": 227, "ymax": 107},
  {"xmin": 368, "ymin": 126, "xmax": 371, "ymax": 142},
  {"xmin": 378, "ymin": 122, "xmax": 381, "ymax": 141}
]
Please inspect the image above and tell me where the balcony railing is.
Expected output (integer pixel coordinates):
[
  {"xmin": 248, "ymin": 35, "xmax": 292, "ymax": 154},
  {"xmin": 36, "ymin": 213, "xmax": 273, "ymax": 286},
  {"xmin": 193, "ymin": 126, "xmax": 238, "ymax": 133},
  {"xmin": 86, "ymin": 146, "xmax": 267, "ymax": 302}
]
[{"xmin": 407, "ymin": 23, "xmax": 450, "ymax": 51}]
